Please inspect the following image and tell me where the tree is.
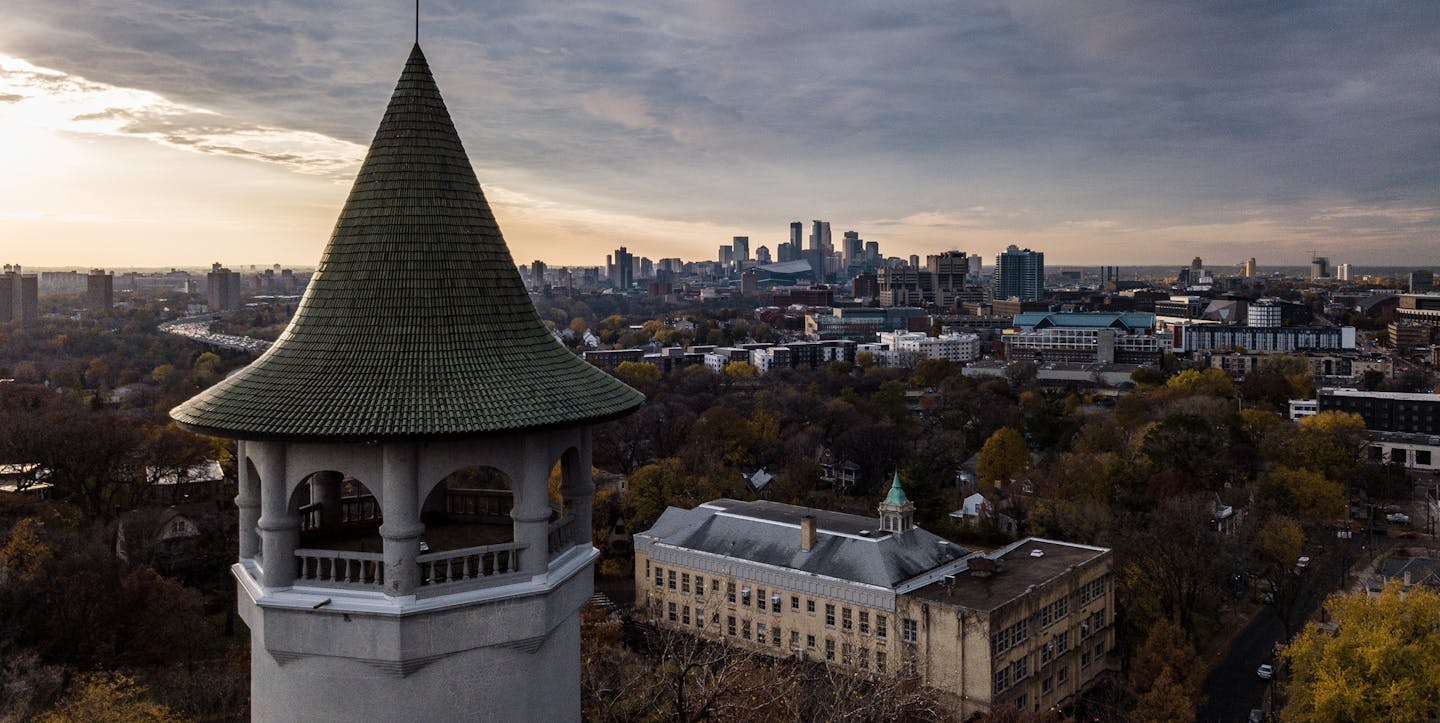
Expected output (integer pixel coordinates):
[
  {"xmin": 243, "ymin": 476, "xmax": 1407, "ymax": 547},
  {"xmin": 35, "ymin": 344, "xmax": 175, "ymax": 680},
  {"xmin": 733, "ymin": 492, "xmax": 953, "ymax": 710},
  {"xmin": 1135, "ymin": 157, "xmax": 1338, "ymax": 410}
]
[
  {"xmin": 1257, "ymin": 467, "xmax": 1346, "ymax": 523},
  {"xmin": 722, "ymin": 361, "xmax": 757, "ymax": 379},
  {"xmin": 1281, "ymin": 582, "xmax": 1440, "ymax": 722},
  {"xmin": 37, "ymin": 673, "xmax": 184, "ymax": 723},
  {"xmin": 1130, "ymin": 619, "xmax": 1203, "ymax": 723},
  {"xmin": 977, "ymin": 427, "xmax": 1030, "ymax": 488}
]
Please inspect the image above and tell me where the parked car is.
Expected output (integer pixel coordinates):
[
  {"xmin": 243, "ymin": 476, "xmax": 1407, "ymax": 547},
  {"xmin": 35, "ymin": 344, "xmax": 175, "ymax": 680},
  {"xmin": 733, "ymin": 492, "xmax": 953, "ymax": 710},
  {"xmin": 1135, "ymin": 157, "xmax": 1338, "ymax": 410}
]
[
  {"xmin": 1294, "ymin": 556, "xmax": 1311, "ymax": 573},
  {"xmin": 1249, "ymin": 708, "xmax": 1266, "ymax": 723},
  {"xmin": 1386, "ymin": 512, "xmax": 1410, "ymax": 525},
  {"xmin": 1257, "ymin": 663, "xmax": 1275, "ymax": 680}
]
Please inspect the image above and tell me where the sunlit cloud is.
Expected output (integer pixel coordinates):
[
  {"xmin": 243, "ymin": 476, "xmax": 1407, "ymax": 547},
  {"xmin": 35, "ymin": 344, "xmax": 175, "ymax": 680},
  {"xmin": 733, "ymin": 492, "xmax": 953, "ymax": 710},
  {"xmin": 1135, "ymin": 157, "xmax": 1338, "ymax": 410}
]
[{"xmin": 0, "ymin": 53, "xmax": 365, "ymax": 178}]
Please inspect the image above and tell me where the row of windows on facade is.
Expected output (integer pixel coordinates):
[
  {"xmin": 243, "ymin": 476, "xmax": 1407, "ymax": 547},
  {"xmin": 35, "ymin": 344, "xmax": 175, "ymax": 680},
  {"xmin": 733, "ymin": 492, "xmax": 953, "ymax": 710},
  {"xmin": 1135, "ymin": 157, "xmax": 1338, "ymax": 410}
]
[
  {"xmin": 992, "ymin": 576, "xmax": 1109, "ymax": 658},
  {"xmin": 659, "ymin": 600, "xmax": 904, "ymax": 672},
  {"xmin": 652, "ymin": 564, "xmax": 903, "ymax": 638},
  {"xmin": 994, "ymin": 606, "xmax": 1108, "ymax": 659},
  {"xmin": 993, "ymin": 635, "xmax": 1110, "ymax": 707}
]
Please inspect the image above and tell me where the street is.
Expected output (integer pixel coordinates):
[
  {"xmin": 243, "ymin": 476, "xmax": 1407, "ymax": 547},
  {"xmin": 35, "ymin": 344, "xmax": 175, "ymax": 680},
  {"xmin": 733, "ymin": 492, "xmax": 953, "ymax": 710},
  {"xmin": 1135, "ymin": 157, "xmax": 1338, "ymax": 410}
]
[{"xmin": 1196, "ymin": 537, "xmax": 1367, "ymax": 723}]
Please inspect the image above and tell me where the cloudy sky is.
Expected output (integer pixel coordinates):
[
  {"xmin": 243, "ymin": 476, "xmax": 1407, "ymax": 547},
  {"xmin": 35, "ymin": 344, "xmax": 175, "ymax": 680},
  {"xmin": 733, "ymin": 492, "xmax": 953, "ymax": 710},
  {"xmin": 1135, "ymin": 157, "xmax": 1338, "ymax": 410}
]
[{"xmin": 1, "ymin": 1, "xmax": 1436, "ymax": 268}]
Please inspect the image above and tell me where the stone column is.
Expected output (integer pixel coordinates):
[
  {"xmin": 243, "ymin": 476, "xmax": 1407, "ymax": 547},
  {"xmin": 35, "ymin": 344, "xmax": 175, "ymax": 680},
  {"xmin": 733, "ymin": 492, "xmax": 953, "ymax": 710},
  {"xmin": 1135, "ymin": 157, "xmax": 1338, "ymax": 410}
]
[
  {"xmin": 235, "ymin": 440, "xmax": 261, "ymax": 561},
  {"xmin": 559, "ymin": 428, "xmax": 595, "ymax": 552},
  {"xmin": 513, "ymin": 434, "xmax": 554, "ymax": 578},
  {"xmin": 380, "ymin": 443, "xmax": 423, "ymax": 597},
  {"xmin": 254, "ymin": 442, "xmax": 298, "ymax": 588},
  {"xmin": 309, "ymin": 470, "xmax": 343, "ymax": 527}
]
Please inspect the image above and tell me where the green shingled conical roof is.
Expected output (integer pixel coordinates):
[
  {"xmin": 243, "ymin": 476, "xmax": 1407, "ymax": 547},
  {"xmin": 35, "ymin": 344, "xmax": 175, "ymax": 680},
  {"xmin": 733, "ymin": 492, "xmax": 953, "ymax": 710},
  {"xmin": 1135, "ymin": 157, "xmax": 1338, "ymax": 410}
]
[
  {"xmin": 170, "ymin": 44, "xmax": 644, "ymax": 441},
  {"xmin": 883, "ymin": 472, "xmax": 911, "ymax": 506}
]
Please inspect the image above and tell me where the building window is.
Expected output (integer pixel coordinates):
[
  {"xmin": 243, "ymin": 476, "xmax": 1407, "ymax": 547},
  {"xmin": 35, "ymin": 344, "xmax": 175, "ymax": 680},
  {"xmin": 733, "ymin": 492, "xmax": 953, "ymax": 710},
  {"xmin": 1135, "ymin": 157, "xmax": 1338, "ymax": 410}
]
[
  {"xmin": 667, "ymin": 570, "xmax": 676, "ymax": 590},
  {"xmin": 667, "ymin": 602, "xmax": 676, "ymax": 622},
  {"xmin": 772, "ymin": 626, "xmax": 781, "ymax": 647},
  {"xmin": 757, "ymin": 588, "xmax": 767, "ymax": 612},
  {"xmin": 1013, "ymin": 656, "xmax": 1028, "ymax": 681},
  {"xmin": 842, "ymin": 642, "xmax": 853, "ymax": 665},
  {"xmin": 842, "ymin": 607, "xmax": 853, "ymax": 630},
  {"xmin": 859, "ymin": 611, "xmax": 870, "ymax": 635},
  {"xmin": 694, "ymin": 575, "xmax": 703, "ymax": 594},
  {"xmin": 1042, "ymin": 677, "xmax": 1052, "ymax": 695},
  {"xmin": 1420, "ymin": 450, "xmax": 1433, "ymax": 466},
  {"xmin": 807, "ymin": 599, "xmax": 816, "ymax": 614},
  {"xmin": 727, "ymin": 616, "xmax": 736, "ymax": 636},
  {"xmin": 1058, "ymin": 666, "xmax": 1069, "ymax": 684},
  {"xmin": 756, "ymin": 622, "xmax": 766, "ymax": 640},
  {"xmin": 902, "ymin": 618, "xmax": 918, "ymax": 643},
  {"xmin": 825, "ymin": 639, "xmax": 836, "ymax": 661},
  {"xmin": 727, "ymin": 582, "xmax": 736, "ymax": 604},
  {"xmin": 877, "ymin": 615, "xmax": 887, "ymax": 639},
  {"xmin": 994, "ymin": 666, "xmax": 1011, "ymax": 693},
  {"xmin": 682, "ymin": 605, "xmax": 690, "ymax": 625},
  {"xmin": 742, "ymin": 620, "xmax": 751, "ymax": 640},
  {"xmin": 807, "ymin": 634, "xmax": 816, "ymax": 649},
  {"xmin": 825, "ymin": 604, "xmax": 836, "ymax": 627},
  {"xmin": 792, "ymin": 595, "xmax": 800, "ymax": 610},
  {"xmin": 992, "ymin": 619, "xmax": 1029, "ymax": 656},
  {"xmin": 644, "ymin": 559, "xmax": 650, "ymax": 577},
  {"xmin": 1081, "ymin": 651, "xmax": 1091, "ymax": 669},
  {"xmin": 1014, "ymin": 694, "xmax": 1026, "ymax": 710},
  {"xmin": 1055, "ymin": 630, "xmax": 1069, "ymax": 654},
  {"xmin": 876, "ymin": 651, "xmax": 886, "ymax": 673},
  {"xmin": 1040, "ymin": 642, "xmax": 1053, "ymax": 667},
  {"xmin": 742, "ymin": 587, "xmax": 752, "ymax": 606},
  {"xmin": 654, "ymin": 566, "xmax": 663, "ymax": 587},
  {"xmin": 791, "ymin": 631, "xmax": 800, "ymax": 648},
  {"xmin": 681, "ymin": 573, "xmax": 690, "ymax": 593}
]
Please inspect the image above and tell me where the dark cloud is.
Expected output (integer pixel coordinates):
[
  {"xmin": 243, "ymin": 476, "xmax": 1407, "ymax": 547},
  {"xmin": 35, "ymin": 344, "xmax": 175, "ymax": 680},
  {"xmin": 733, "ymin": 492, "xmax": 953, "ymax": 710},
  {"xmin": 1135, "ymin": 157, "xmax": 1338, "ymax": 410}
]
[{"xmin": 2, "ymin": 0, "xmax": 1436, "ymax": 261}]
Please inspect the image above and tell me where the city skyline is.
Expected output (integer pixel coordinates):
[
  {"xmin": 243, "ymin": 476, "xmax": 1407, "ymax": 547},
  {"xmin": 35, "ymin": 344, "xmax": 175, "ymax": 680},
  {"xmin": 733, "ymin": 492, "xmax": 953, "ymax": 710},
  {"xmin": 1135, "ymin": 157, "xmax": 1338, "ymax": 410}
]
[{"xmin": 2, "ymin": 2, "xmax": 1438, "ymax": 267}]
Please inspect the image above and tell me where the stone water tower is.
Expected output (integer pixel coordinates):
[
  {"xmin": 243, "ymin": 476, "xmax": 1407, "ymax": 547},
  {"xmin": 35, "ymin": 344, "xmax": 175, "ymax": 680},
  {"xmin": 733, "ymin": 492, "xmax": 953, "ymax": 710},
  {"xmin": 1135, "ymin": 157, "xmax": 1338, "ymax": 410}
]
[{"xmin": 171, "ymin": 43, "xmax": 643, "ymax": 722}]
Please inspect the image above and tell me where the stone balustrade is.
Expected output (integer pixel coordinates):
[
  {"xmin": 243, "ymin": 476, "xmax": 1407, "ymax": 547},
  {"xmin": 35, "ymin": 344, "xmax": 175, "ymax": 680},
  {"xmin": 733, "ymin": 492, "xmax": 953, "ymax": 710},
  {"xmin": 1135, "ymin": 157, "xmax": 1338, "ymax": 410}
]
[
  {"xmin": 416, "ymin": 541, "xmax": 527, "ymax": 594},
  {"xmin": 295, "ymin": 548, "xmax": 386, "ymax": 588}
]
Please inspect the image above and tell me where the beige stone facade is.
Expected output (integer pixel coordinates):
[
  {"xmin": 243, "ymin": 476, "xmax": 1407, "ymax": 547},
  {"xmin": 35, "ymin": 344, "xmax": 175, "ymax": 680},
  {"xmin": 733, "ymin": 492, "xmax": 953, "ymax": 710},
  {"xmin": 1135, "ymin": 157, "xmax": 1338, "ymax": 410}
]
[{"xmin": 634, "ymin": 499, "xmax": 1113, "ymax": 719}]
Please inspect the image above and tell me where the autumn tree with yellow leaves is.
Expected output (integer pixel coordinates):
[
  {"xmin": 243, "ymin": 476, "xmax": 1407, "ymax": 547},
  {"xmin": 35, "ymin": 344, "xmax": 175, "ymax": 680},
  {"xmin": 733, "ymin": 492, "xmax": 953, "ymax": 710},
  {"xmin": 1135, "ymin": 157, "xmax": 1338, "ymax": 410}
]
[{"xmin": 1280, "ymin": 581, "xmax": 1440, "ymax": 722}]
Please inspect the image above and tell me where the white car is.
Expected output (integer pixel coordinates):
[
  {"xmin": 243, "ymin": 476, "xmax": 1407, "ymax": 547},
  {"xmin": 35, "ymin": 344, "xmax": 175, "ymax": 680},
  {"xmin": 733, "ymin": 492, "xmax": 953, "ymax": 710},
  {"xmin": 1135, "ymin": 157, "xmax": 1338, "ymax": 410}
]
[
  {"xmin": 1257, "ymin": 663, "xmax": 1275, "ymax": 680},
  {"xmin": 1386, "ymin": 512, "xmax": 1410, "ymax": 525},
  {"xmin": 1295, "ymin": 556, "xmax": 1311, "ymax": 571}
]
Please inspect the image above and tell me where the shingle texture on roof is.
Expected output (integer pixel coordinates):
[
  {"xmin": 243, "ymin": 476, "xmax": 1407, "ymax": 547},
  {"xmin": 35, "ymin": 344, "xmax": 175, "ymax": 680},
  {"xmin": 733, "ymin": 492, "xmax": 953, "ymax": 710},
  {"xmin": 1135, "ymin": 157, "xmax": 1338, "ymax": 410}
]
[
  {"xmin": 639, "ymin": 499, "xmax": 966, "ymax": 589},
  {"xmin": 170, "ymin": 45, "xmax": 643, "ymax": 440}
]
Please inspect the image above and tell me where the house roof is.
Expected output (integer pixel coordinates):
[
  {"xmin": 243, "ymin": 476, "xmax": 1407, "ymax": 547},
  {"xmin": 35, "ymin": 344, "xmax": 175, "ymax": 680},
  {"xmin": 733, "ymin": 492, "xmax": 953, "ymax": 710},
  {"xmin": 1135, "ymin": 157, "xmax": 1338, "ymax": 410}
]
[
  {"xmin": 1012, "ymin": 311, "xmax": 1155, "ymax": 331},
  {"xmin": 170, "ymin": 45, "xmax": 643, "ymax": 440},
  {"xmin": 638, "ymin": 499, "xmax": 967, "ymax": 589}
]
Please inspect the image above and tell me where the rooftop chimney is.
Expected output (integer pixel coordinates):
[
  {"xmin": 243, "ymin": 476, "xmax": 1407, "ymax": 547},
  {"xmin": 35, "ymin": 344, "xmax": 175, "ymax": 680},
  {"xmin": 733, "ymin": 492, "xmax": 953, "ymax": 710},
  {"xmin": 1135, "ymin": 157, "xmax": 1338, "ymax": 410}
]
[{"xmin": 800, "ymin": 515, "xmax": 817, "ymax": 551}]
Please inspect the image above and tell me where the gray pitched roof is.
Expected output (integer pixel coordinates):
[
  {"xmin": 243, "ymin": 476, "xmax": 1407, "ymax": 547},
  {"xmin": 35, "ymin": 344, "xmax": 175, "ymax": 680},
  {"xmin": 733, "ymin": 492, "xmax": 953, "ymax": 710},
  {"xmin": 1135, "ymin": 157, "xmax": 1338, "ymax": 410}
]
[
  {"xmin": 639, "ymin": 499, "xmax": 967, "ymax": 589},
  {"xmin": 171, "ymin": 45, "xmax": 643, "ymax": 440}
]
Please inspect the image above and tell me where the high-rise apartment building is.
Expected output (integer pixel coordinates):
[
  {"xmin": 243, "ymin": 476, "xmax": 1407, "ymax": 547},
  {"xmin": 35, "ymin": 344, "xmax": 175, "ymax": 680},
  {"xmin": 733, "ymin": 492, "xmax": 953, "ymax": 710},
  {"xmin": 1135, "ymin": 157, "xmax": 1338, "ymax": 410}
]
[
  {"xmin": 809, "ymin": 220, "xmax": 832, "ymax": 254},
  {"xmin": 1244, "ymin": 258, "xmax": 1257, "ymax": 278},
  {"xmin": 530, "ymin": 260, "xmax": 547, "ymax": 290},
  {"xmin": 1310, "ymin": 256, "xmax": 1330, "ymax": 280},
  {"xmin": 790, "ymin": 221, "xmax": 804, "ymax": 252},
  {"xmin": 86, "ymin": 268, "xmax": 113, "ymax": 317},
  {"xmin": 732, "ymin": 236, "xmax": 750, "ymax": 263},
  {"xmin": 613, "ymin": 246, "xmax": 634, "ymax": 289},
  {"xmin": 994, "ymin": 245, "xmax": 1045, "ymax": 301},
  {"xmin": 1336, "ymin": 263, "xmax": 1351, "ymax": 282},
  {"xmin": 777, "ymin": 242, "xmax": 795, "ymax": 262},
  {"xmin": 0, "ymin": 264, "xmax": 39, "ymax": 327},
  {"xmin": 206, "ymin": 263, "xmax": 242, "ymax": 312},
  {"xmin": 842, "ymin": 231, "xmax": 862, "ymax": 267}
]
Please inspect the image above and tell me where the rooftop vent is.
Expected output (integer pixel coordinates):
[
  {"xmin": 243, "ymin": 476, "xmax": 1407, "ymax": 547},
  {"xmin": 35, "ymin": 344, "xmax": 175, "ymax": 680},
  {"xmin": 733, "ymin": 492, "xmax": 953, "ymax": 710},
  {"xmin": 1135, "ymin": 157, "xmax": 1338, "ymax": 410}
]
[
  {"xmin": 968, "ymin": 556, "xmax": 999, "ymax": 578},
  {"xmin": 1030, "ymin": 549, "xmax": 1045, "ymax": 558}
]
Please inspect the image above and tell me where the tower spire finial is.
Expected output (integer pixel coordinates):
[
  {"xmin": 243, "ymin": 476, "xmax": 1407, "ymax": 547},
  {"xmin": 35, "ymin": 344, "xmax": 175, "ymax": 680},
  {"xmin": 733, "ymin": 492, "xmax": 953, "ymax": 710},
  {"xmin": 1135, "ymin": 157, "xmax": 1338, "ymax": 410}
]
[{"xmin": 415, "ymin": 0, "xmax": 420, "ymax": 45}]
